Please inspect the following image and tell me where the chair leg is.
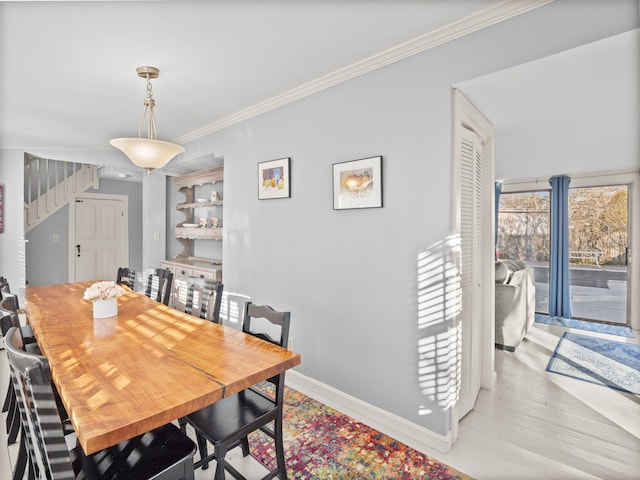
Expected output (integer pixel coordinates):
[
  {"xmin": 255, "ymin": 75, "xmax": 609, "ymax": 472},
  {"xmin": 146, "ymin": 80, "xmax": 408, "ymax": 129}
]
[
  {"xmin": 178, "ymin": 417, "xmax": 187, "ymax": 434},
  {"xmin": 214, "ymin": 446, "xmax": 227, "ymax": 480},
  {"xmin": 274, "ymin": 418, "xmax": 287, "ymax": 480},
  {"xmin": 196, "ymin": 432, "xmax": 210, "ymax": 470},
  {"xmin": 240, "ymin": 436, "xmax": 250, "ymax": 457}
]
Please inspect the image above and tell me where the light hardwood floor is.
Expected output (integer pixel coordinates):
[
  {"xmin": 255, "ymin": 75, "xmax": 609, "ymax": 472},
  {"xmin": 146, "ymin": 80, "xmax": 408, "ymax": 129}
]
[
  {"xmin": 442, "ymin": 323, "xmax": 640, "ymax": 479},
  {"xmin": 2, "ymin": 322, "xmax": 639, "ymax": 479}
]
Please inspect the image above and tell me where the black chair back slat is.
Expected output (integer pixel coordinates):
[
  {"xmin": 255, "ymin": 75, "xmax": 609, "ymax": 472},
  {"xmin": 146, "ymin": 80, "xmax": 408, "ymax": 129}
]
[
  {"xmin": 116, "ymin": 267, "xmax": 135, "ymax": 289},
  {"xmin": 144, "ymin": 268, "xmax": 174, "ymax": 306},
  {"xmin": 183, "ymin": 277, "xmax": 223, "ymax": 323},
  {"xmin": 116, "ymin": 267, "xmax": 174, "ymax": 306}
]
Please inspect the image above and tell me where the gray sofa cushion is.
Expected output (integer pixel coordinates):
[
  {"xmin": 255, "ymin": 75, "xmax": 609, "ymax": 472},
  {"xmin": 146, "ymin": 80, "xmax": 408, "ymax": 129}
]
[
  {"xmin": 502, "ymin": 259, "xmax": 526, "ymax": 271},
  {"xmin": 495, "ymin": 259, "xmax": 526, "ymax": 284},
  {"xmin": 495, "ymin": 262, "xmax": 511, "ymax": 284}
]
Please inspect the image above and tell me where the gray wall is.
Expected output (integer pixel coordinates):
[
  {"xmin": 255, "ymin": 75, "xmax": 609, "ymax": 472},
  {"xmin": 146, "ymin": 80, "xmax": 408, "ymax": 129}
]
[
  {"xmin": 0, "ymin": 150, "xmax": 27, "ymax": 298},
  {"xmin": 24, "ymin": 177, "xmax": 143, "ymax": 287},
  {"xmin": 141, "ymin": 173, "xmax": 166, "ymax": 268},
  {"xmin": 26, "ymin": 204, "xmax": 69, "ymax": 286},
  {"xmin": 171, "ymin": 1, "xmax": 638, "ymax": 436}
]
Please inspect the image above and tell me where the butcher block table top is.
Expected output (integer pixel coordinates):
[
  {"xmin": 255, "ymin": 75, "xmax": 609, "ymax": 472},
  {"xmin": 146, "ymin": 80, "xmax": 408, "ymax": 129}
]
[{"xmin": 24, "ymin": 282, "xmax": 300, "ymax": 454}]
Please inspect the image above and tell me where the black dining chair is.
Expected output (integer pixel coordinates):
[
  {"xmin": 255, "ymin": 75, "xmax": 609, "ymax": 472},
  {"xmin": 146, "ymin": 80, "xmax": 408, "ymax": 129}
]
[
  {"xmin": 0, "ymin": 278, "xmax": 22, "ymax": 312},
  {"xmin": 220, "ymin": 293, "xmax": 251, "ymax": 330},
  {"xmin": 1, "ymin": 288, "xmax": 41, "ymax": 353},
  {"xmin": 1, "ymin": 291, "xmax": 37, "ymax": 450},
  {"xmin": 116, "ymin": 266, "xmax": 136, "ymax": 289},
  {"xmin": 1, "ymin": 309, "xmax": 22, "ymax": 447},
  {"xmin": 144, "ymin": 267, "xmax": 174, "ymax": 306},
  {"xmin": 4, "ymin": 326, "xmax": 198, "ymax": 480},
  {"xmin": 2, "ymin": 315, "xmax": 74, "ymax": 480},
  {"xmin": 180, "ymin": 302, "xmax": 291, "ymax": 480},
  {"xmin": 117, "ymin": 267, "xmax": 174, "ymax": 306},
  {"xmin": 182, "ymin": 277, "xmax": 224, "ymax": 323}
]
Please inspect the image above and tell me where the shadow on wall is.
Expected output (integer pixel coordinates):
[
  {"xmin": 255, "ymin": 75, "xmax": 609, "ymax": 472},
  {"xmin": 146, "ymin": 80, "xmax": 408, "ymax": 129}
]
[{"xmin": 416, "ymin": 235, "xmax": 462, "ymax": 416}]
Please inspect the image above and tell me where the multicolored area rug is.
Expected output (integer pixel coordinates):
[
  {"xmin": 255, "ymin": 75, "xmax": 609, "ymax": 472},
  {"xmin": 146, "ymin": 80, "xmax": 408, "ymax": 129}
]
[
  {"xmin": 546, "ymin": 332, "xmax": 640, "ymax": 394},
  {"xmin": 248, "ymin": 386, "xmax": 472, "ymax": 479},
  {"xmin": 535, "ymin": 314, "xmax": 634, "ymax": 338}
]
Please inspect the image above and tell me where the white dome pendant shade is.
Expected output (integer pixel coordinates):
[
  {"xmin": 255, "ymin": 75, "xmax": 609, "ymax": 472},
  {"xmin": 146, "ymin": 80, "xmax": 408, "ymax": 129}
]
[
  {"xmin": 110, "ymin": 66, "xmax": 185, "ymax": 173},
  {"xmin": 110, "ymin": 137, "xmax": 185, "ymax": 172}
]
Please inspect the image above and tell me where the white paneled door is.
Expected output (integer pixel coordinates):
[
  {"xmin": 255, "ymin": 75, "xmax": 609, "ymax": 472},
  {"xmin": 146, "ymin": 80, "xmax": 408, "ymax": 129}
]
[{"xmin": 73, "ymin": 195, "xmax": 128, "ymax": 282}]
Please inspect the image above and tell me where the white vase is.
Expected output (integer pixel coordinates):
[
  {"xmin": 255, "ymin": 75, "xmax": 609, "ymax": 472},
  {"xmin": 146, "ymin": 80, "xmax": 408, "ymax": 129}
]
[{"xmin": 93, "ymin": 297, "xmax": 118, "ymax": 319}]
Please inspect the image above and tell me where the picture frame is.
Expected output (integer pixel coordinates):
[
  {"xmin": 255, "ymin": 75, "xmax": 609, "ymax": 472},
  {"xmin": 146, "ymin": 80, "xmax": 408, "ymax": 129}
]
[
  {"xmin": 332, "ymin": 156, "xmax": 383, "ymax": 210},
  {"xmin": 258, "ymin": 157, "xmax": 291, "ymax": 199}
]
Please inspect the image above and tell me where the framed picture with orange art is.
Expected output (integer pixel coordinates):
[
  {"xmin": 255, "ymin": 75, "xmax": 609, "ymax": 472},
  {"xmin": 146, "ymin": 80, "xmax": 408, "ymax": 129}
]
[
  {"xmin": 332, "ymin": 156, "xmax": 383, "ymax": 210},
  {"xmin": 258, "ymin": 157, "xmax": 290, "ymax": 199}
]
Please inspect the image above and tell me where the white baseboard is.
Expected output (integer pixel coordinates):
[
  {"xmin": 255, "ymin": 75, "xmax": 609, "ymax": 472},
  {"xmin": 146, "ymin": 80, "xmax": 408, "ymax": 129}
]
[{"xmin": 285, "ymin": 370, "xmax": 453, "ymax": 455}]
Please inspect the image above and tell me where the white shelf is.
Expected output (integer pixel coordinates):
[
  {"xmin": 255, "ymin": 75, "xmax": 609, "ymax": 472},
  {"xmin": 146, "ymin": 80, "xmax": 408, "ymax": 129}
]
[
  {"xmin": 177, "ymin": 200, "xmax": 223, "ymax": 209},
  {"xmin": 172, "ymin": 165, "xmax": 224, "ymax": 257},
  {"xmin": 175, "ymin": 226, "xmax": 222, "ymax": 240}
]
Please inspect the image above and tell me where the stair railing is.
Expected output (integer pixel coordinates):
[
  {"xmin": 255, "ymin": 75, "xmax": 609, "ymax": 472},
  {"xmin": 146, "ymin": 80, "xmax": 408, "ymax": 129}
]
[{"xmin": 24, "ymin": 154, "xmax": 99, "ymax": 232}]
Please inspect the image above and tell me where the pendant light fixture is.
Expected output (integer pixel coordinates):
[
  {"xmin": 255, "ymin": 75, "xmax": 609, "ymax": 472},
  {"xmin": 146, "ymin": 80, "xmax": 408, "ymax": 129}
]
[{"xmin": 110, "ymin": 66, "xmax": 185, "ymax": 173}]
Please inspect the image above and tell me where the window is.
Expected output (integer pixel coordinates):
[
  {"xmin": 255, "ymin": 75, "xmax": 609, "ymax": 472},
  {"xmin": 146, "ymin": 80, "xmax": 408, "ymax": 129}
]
[
  {"xmin": 498, "ymin": 174, "xmax": 633, "ymax": 326},
  {"xmin": 497, "ymin": 190, "xmax": 550, "ymax": 313},
  {"xmin": 568, "ymin": 185, "xmax": 628, "ymax": 323}
]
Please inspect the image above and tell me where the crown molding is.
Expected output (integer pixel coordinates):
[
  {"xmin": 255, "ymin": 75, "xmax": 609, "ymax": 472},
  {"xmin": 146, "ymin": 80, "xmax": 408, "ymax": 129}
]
[{"xmin": 175, "ymin": 0, "xmax": 553, "ymax": 145}]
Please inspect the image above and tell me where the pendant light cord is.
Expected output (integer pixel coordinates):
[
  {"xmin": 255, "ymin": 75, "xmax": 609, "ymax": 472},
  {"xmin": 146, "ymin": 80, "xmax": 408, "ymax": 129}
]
[{"xmin": 138, "ymin": 74, "xmax": 158, "ymax": 140}]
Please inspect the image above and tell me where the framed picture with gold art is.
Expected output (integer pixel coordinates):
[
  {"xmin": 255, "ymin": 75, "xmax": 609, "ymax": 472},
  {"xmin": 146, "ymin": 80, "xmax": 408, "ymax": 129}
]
[
  {"xmin": 332, "ymin": 156, "xmax": 382, "ymax": 210},
  {"xmin": 258, "ymin": 157, "xmax": 290, "ymax": 199}
]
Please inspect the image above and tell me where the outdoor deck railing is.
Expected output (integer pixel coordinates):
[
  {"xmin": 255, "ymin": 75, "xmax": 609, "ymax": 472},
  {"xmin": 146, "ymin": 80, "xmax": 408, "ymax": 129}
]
[{"xmin": 569, "ymin": 250, "xmax": 603, "ymax": 267}]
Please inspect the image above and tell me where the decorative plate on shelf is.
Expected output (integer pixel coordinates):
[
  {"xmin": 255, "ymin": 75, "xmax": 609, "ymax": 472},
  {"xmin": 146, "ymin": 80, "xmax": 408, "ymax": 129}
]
[
  {"xmin": 196, "ymin": 198, "xmax": 208, "ymax": 203},
  {"xmin": 182, "ymin": 223, "xmax": 199, "ymax": 228}
]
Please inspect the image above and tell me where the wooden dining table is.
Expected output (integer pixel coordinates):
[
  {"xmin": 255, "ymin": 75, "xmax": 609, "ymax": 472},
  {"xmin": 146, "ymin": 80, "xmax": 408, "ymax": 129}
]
[{"xmin": 24, "ymin": 281, "xmax": 301, "ymax": 455}]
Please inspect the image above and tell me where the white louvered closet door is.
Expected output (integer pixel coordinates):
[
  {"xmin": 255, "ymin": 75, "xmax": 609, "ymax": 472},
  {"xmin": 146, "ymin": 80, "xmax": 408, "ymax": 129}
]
[{"xmin": 456, "ymin": 125, "xmax": 483, "ymax": 419}]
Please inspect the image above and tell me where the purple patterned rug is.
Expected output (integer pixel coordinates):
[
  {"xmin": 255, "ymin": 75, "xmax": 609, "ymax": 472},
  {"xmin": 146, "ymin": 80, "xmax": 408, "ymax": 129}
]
[{"xmin": 248, "ymin": 386, "xmax": 472, "ymax": 479}]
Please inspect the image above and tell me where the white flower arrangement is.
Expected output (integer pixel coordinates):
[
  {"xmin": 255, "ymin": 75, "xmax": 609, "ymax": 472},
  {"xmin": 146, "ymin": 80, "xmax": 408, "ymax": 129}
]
[{"xmin": 83, "ymin": 281, "xmax": 125, "ymax": 302}]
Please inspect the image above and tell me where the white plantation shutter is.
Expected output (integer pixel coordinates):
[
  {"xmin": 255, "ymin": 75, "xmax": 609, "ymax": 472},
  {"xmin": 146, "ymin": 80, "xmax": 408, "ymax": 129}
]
[
  {"xmin": 459, "ymin": 126, "xmax": 483, "ymax": 291},
  {"xmin": 474, "ymin": 141, "xmax": 483, "ymax": 290},
  {"xmin": 455, "ymin": 124, "xmax": 484, "ymax": 420}
]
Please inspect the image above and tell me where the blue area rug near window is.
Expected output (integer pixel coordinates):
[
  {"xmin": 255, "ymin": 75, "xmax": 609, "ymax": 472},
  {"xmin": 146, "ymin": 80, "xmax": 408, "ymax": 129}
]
[
  {"xmin": 535, "ymin": 314, "xmax": 634, "ymax": 338},
  {"xmin": 546, "ymin": 332, "xmax": 640, "ymax": 394}
]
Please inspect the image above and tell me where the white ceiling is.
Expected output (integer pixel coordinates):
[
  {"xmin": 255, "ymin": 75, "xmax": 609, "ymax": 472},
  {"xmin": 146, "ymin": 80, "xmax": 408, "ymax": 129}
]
[
  {"xmin": 2, "ymin": 1, "xmax": 636, "ymax": 180},
  {"xmin": 1, "ymin": 0, "xmax": 510, "ymax": 153},
  {"xmin": 457, "ymin": 28, "xmax": 639, "ymax": 181}
]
